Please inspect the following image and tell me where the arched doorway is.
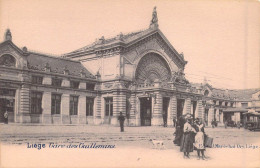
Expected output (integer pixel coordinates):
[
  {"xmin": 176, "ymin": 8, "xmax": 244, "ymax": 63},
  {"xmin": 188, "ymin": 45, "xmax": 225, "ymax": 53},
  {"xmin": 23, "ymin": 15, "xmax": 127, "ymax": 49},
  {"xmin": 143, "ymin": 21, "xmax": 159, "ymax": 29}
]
[{"xmin": 135, "ymin": 53, "xmax": 171, "ymax": 126}]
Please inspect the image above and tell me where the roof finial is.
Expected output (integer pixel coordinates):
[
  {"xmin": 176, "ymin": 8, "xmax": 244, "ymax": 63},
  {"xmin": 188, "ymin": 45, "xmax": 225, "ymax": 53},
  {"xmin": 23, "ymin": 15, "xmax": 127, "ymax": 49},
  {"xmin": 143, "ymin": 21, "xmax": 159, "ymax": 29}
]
[
  {"xmin": 150, "ymin": 6, "xmax": 158, "ymax": 29},
  {"xmin": 5, "ymin": 29, "xmax": 12, "ymax": 41}
]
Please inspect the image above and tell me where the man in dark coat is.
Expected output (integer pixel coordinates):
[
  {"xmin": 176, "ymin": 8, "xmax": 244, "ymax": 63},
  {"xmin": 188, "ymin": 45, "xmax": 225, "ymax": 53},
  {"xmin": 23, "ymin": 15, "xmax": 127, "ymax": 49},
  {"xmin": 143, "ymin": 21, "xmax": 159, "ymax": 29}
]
[
  {"xmin": 118, "ymin": 112, "xmax": 125, "ymax": 132},
  {"xmin": 4, "ymin": 110, "xmax": 8, "ymax": 124},
  {"xmin": 173, "ymin": 117, "xmax": 177, "ymax": 128}
]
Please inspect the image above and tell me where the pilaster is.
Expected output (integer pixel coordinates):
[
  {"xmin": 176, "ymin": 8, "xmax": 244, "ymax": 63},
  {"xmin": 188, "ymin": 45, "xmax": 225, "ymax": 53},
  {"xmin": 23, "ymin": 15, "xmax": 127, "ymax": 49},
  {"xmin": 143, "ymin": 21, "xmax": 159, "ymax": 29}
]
[
  {"xmin": 19, "ymin": 84, "xmax": 30, "ymax": 123},
  {"xmin": 169, "ymin": 95, "xmax": 177, "ymax": 126},
  {"xmin": 94, "ymin": 94, "xmax": 102, "ymax": 125},
  {"xmin": 112, "ymin": 90, "xmax": 126, "ymax": 125},
  {"xmin": 151, "ymin": 92, "xmax": 163, "ymax": 126},
  {"xmin": 129, "ymin": 93, "xmax": 137, "ymax": 126},
  {"xmin": 42, "ymin": 91, "xmax": 52, "ymax": 124},
  {"xmin": 61, "ymin": 94, "xmax": 70, "ymax": 124},
  {"xmin": 197, "ymin": 100, "xmax": 204, "ymax": 120},
  {"xmin": 78, "ymin": 95, "xmax": 86, "ymax": 124},
  {"xmin": 184, "ymin": 97, "xmax": 191, "ymax": 115},
  {"xmin": 208, "ymin": 107, "xmax": 214, "ymax": 125}
]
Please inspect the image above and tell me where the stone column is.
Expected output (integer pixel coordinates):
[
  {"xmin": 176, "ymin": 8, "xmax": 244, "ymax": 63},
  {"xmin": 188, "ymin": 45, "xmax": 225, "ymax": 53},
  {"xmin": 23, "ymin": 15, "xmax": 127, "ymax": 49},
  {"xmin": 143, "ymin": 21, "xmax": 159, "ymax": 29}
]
[
  {"xmin": 216, "ymin": 109, "xmax": 220, "ymax": 122},
  {"xmin": 208, "ymin": 107, "xmax": 214, "ymax": 126},
  {"xmin": 19, "ymin": 84, "xmax": 30, "ymax": 123},
  {"xmin": 235, "ymin": 112, "xmax": 240, "ymax": 122},
  {"xmin": 94, "ymin": 94, "xmax": 102, "ymax": 125},
  {"xmin": 220, "ymin": 110, "xmax": 224, "ymax": 123},
  {"xmin": 112, "ymin": 91, "xmax": 126, "ymax": 125},
  {"xmin": 196, "ymin": 100, "xmax": 204, "ymax": 120},
  {"xmin": 61, "ymin": 94, "xmax": 70, "ymax": 124},
  {"xmin": 129, "ymin": 93, "xmax": 137, "ymax": 126},
  {"xmin": 152, "ymin": 92, "xmax": 163, "ymax": 126},
  {"xmin": 135, "ymin": 97, "xmax": 141, "ymax": 126},
  {"xmin": 184, "ymin": 97, "xmax": 191, "ymax": 115},
  {"xmin": 169, "ymin": 95, "xmax": 177, "ymax": 126},
  {"xmin": 78, "ymin": 95, "xmax": 86, "ymax": 124},
  {"xmin": 42, "ymin": 91, "xmax": 52, "ymax": 124}
]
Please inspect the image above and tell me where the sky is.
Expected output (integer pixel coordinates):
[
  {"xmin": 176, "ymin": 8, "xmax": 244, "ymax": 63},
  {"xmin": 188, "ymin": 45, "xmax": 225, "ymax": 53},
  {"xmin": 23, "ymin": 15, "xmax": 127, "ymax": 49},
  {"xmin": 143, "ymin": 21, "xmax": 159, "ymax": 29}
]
[{"xmin": 0, "ymin": 0, "xmax": 259, "ymax": 89}]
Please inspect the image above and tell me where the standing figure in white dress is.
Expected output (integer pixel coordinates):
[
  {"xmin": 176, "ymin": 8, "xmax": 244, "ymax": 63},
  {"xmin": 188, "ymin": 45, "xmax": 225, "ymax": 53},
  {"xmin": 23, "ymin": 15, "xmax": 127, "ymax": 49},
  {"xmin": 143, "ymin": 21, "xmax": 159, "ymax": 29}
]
[{"xmin": 194, "ymin": 118, "xmax": 206, "ymax": 160}]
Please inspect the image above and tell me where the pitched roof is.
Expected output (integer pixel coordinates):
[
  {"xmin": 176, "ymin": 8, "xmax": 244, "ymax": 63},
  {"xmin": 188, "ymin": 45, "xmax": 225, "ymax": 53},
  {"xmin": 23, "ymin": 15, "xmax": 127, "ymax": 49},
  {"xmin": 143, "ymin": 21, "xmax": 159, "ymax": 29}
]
[
  {"xmin": 232, "ymin": 88, "xmax": 260, "ymax": 101},
  {"xmin": 63, "ymin": 28, "xmax": 152, "ymax": 56},
  {"xmin": 27, "ymin": 51, "xmax": 95, "ymax": 79},
  {"xmin": 63, "ymin": 28, "xmax": 185, "ymax": 65}
]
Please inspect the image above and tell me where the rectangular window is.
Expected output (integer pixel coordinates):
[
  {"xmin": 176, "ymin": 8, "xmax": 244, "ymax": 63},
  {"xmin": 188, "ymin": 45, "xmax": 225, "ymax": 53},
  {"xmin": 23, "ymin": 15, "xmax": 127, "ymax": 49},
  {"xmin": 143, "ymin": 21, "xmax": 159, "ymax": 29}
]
[
  {"xmin": 86, "ymin": 83, "xmax": 95, "ymax": 91},
  {"xmin": 105, "ymin": 97, "xmax": 113, "ymax": 116},
  {"xmin": 51, "ymin": 94, "xmax": 61, "ymax": 115},
  {"xmin": 52, "ymin": 78, "xmax": 62, "ymax": 87},
  {"xmin": 241, "ymin": 103, "xmax": 248, "ymax": 108},
  {"xmin": 86, "ymin": 97, "xmax": 94, "ymax": 116},
  {"xmin": 0, "ymin": 88, "xmax": 15, "ymax": 96},
  {"xmin": 70, "ymin": 96, "xmax": 78, "ymax": 115},
  {"xmin": 31, "ymin": 91, "xmax": 42, "ymax": 114},
  {"xmin": 32, "ymin": 76, "xmax": 43, "ymax": 84},
  {"xmin": 70, "ymin": 81, "xmax": 80, "ymax": 89},
  {"xmin": 219, "ymin": 101, "xmax": 223, "ymax": 106}
]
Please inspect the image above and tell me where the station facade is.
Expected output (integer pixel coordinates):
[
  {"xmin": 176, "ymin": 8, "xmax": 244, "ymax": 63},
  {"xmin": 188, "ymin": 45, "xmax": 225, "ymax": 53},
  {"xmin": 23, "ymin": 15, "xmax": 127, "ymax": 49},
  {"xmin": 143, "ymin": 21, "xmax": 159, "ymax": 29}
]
[{"xmin": 0, "ymin": 8, "xmax": 259, "ymax": 126}]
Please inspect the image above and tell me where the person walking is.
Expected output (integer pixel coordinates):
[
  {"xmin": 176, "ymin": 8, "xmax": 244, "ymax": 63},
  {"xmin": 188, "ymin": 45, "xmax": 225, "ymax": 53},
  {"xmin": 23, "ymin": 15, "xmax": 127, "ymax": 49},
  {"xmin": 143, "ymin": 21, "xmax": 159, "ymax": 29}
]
[
  {"xmin": 173, "ymin": 117, "xmax": 177, "ymax": 128},
  {"xmin": 194, "ymin": 118, "xmax": 206, "ymax": 160},
  {"xmin": 4, "ymin": 110, "xmax": 8, "ymax": 124},
  {"xmin": 180, "ymin": 116, "xmax": 196, "ymax": 159},
  {"xmin": 118, "ymin": 112, "xmax": 125, "ymax": 132},
  {"xmin": 211, "ymin": 120, "xmax": 215, "ymax": 128},
  {"xmin": 163, "ymin": 110, "xmax": 167, "ymax": 127},
  {"xmin": 224, "ymin": 120, "xmax": 228, "ymax": 129}
]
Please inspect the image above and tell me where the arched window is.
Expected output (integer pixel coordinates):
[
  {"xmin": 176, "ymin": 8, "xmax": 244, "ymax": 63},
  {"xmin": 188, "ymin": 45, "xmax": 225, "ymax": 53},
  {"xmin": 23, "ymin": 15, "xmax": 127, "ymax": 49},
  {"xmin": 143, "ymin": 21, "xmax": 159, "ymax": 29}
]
[
  {"xmin": 204, "ymin": 90, "xmax": 209, "ymax": 96},
  {"xmin": 0, "ymin": 54, "xmax": 16, "ymax": 67}
]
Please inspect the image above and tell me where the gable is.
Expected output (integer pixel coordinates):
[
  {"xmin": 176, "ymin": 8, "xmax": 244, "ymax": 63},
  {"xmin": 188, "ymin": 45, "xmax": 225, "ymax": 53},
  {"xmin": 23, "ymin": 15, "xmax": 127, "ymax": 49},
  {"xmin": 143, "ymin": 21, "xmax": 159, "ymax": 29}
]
[
  {"xmin": 122, "ymin": 29, "xmax": 186, "ymax": 69},
  {"xmin": 0, "ymin": 41, "xmax": 28, "ymax": 69}
]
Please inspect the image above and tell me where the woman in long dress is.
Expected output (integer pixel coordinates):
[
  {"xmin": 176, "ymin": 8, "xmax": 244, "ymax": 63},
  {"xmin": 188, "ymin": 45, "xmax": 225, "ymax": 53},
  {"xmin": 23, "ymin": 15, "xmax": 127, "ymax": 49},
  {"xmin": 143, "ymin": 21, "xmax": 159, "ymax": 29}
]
[
  {"xmin": 180, "ymin": 117, "xmax": 196, "ymax": 158},
  {"xmin": 174, "ymin": 116, "xmax": 185, "ymax": 146},
  {"xmin": 194, "ymin": 118, "xmax": 206, "ymax": 160}
]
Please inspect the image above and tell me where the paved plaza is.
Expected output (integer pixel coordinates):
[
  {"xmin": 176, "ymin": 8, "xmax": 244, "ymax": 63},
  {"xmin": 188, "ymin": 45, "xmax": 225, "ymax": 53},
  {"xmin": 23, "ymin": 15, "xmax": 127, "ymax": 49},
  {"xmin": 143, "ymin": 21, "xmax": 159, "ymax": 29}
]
[{"xmin": 0, "ymin": 124, "xmax": 260, "ymax": 167}]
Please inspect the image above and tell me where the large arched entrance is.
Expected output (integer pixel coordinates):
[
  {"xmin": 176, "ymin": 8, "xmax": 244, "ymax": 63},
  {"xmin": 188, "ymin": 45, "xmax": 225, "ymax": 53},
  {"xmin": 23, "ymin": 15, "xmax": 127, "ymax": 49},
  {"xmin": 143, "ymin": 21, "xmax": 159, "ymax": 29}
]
[
  {"xmin": 135, "ymin": 53, "xmax": 171, "ymax": 85},
  {"xmin": 135, "ymin": 53, "xmax": 171, "ymax": 126}
]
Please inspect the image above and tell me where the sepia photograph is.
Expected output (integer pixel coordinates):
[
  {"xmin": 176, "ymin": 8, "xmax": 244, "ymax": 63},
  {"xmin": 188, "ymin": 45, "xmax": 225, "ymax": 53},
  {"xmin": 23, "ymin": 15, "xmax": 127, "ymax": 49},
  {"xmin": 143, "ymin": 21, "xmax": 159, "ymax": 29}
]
[{"xmin": 0, "ymin": 0, "xmax": 259, "ymax": 167}]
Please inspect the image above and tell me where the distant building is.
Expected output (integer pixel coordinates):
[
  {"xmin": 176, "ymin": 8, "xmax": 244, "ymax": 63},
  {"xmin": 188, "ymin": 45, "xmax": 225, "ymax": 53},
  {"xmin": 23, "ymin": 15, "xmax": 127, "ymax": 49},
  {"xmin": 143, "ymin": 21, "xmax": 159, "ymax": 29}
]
[{"xmin": 0, "ymin": 8, "xmax": 259, "ymax": 126}]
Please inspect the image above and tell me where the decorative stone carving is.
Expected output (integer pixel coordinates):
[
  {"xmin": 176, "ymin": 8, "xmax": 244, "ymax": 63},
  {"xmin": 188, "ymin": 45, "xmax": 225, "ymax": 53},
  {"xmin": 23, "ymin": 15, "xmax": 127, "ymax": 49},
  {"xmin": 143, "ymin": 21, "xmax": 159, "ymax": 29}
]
[
  {"xmin": 103, "ymin": 82, "xmax": 113, "ymax": 89},
  {"xmin": 135, "ymin": 53, "xmax": 171, "ymax": 85},
  {"xmin": 171, "ymin": 68, "xmax": 190, "ymax": 85},
  {"xmin": 5, "ymin": 29, "xmax": 12, "ymax": 41},
  {"xmin": 0, "ymin": 54, "xmax": 16, "ymax": 67},
  {"xmin": 150, "ymin": 7, "xmax": 159, "ymax": 29}
]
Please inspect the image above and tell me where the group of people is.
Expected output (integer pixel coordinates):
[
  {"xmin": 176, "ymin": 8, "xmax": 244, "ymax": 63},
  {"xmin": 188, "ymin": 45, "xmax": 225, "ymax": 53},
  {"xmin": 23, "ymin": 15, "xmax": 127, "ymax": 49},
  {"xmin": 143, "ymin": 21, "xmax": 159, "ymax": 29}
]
[{"xmin": 173, "ymin": 114, "xmax": 207, "ymax": 160}]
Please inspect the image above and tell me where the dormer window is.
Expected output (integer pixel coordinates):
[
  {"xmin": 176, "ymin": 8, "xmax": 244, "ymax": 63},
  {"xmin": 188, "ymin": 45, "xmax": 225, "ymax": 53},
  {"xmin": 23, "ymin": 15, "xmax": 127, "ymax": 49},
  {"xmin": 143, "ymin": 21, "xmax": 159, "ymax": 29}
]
[
  {"xmin": 86, "ymin": 83, "xmax": 95, "ymax": 91},
  {"xmin": 32, "ymin": 76, "xmax": 43, "ymax": 84},
  {"xmin": 70, "ymin": 81, "xmax": 79, "ymax": 89},
  {"xmin": 0, "ymin": 54, "xmax": 16, "ymax": 67},
  {"xmin": 52, "ymin": 78, "xmax": 62, "ymax": 87}
]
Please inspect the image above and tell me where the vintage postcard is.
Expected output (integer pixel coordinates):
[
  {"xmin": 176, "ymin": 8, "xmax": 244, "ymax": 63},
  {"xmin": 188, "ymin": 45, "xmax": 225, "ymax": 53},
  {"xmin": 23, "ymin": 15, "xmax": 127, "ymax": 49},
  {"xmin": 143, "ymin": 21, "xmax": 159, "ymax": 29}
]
[{"xmin": 0, "ymin": 0, "xmax": 259, "ymax": 167}]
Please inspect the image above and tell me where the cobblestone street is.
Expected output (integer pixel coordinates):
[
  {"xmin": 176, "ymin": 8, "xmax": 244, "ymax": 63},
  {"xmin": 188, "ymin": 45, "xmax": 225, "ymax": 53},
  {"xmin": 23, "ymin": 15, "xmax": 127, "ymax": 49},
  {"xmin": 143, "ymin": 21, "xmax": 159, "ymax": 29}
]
[{"xmin": 1, "ymin": 124, "xmax": 260, "ymax": 167}]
